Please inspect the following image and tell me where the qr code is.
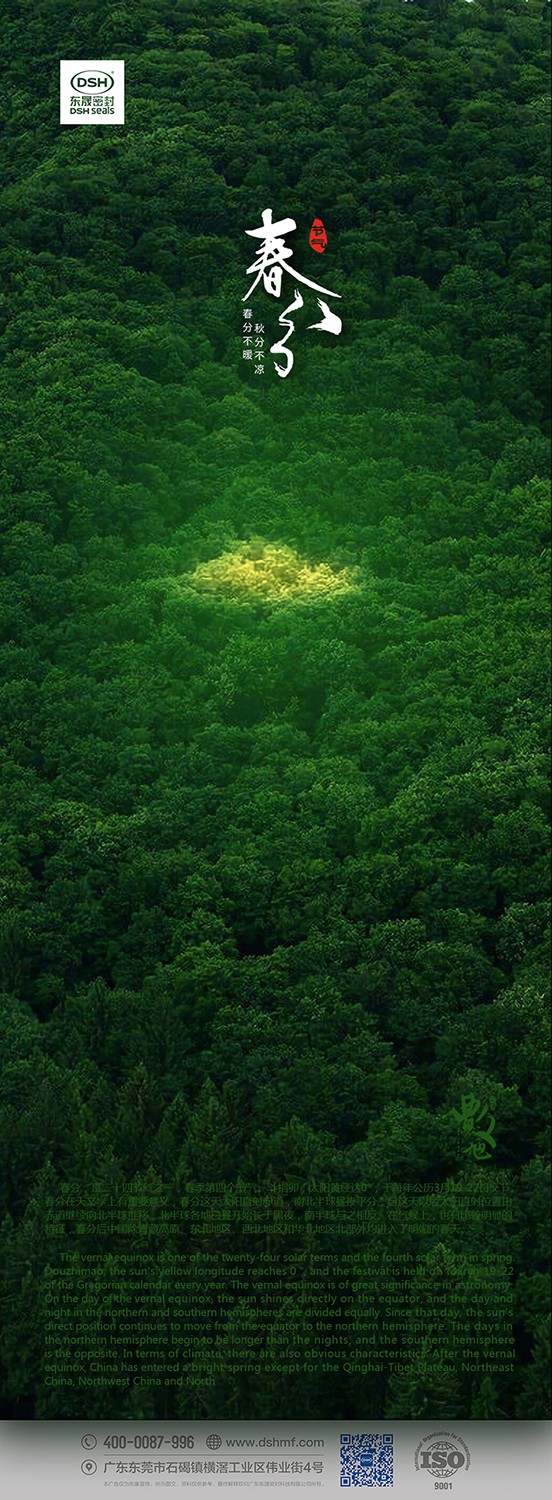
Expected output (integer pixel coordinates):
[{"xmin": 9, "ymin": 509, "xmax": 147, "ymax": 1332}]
[{"xmin": 340, "ymin": 1433, "xmax": 393, "ymax": 1487}]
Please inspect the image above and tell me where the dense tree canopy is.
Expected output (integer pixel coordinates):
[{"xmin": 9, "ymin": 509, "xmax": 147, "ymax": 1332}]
[{"xmin": 0, "ymin": 0, "xmax": 550, "ymax": 1420}]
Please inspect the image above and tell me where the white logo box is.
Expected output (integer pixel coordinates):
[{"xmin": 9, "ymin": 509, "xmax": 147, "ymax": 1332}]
[{"xmin": 60, "ymin": 60, "xmax": 124, "ymax": 125}]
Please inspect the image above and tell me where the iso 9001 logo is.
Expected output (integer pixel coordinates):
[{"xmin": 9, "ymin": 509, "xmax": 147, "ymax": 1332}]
[{"xmin": 415, "ymin": 1431, "xmax": 471, "ymax": 1485}]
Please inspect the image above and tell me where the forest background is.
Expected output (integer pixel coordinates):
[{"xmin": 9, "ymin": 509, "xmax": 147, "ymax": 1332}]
[{"xmin": 0, "ymin": 0, "xmax": 550, "ymax": 1421}]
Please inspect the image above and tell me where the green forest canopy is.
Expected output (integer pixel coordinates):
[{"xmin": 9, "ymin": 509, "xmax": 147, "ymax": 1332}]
[{"xmin": 0, "ymin": 0, "xmax": 550, "ymax": 1421}]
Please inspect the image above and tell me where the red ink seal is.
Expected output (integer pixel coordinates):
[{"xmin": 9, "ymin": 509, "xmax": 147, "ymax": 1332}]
[{"xmin": 309, "ymin": 218, "xmax": 328, "ymax": 253}]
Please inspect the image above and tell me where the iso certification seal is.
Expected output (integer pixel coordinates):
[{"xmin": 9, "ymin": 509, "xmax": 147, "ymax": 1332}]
[{"xmin": 415, "ymin": 1431, "xmax": 471, "ymax": 1480}]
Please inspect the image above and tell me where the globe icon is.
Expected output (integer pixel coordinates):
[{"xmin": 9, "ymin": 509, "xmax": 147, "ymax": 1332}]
[{"xmin": 206, "ymin": 1434, "xmax": 222, "ymax": 1451}]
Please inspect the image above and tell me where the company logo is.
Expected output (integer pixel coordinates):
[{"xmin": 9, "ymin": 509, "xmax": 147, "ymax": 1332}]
[
  {"xmin": 60, "ymin": 61, "xmax": 125, "ymax": 125},
  {"xmin": 415, "ymin": 1431, "xmax": 471, "ymax": 1479},
  {"xmin": 70, "ymin": 71, "xmax": 114, "ymax": 92}
]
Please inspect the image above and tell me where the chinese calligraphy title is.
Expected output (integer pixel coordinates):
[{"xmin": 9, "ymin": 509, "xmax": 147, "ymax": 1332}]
[
  {"xmin": 243, "ymin": 208, "xmax": 342, "ymax": 378},
  {"xmin": 451, "ymin": 1094, "xmax": 498, "ymax": 1161}
]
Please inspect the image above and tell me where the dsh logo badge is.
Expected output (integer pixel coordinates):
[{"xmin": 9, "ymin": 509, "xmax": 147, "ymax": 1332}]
[
  {"xmin": 60, "ymin": 60, "xmax": 125, "ymax": 124},
  {"xmin": 70, "ymin": 71, "xmax": 114, "ymax": 92},
  {"xmin": 415, "ymin": 1431, "xmax": 471, "ymax": 1479}
]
